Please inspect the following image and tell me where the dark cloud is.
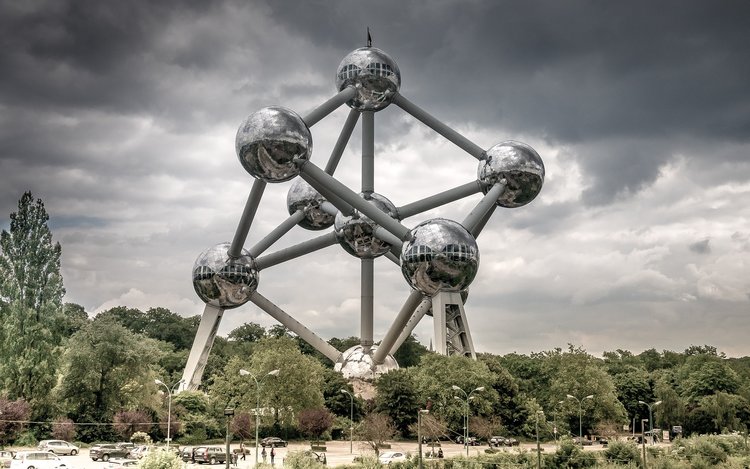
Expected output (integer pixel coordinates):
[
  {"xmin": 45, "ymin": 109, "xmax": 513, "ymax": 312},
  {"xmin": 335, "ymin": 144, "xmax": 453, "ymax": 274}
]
[{"xmin": 689, "ymin": 238, "xmax": 711, "ymax": 254}]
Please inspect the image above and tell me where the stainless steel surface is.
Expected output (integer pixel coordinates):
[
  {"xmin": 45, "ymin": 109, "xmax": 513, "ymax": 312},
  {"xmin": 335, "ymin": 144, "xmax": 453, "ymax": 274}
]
[
  {"xmin": 477, "ymin": 140, "xmax": 545, "ymax": 208},
  {"xmin": 400, "ymin": 218, "xmax": 480, "ymax": 296},
  {"xmin": 192, "ymin": 243, "xmax": 258, "ymax": 308},
  {"xmin": 334, "ymin": 344, "xmax": 399, "ymax": 379},
  {"xmin": 334, "ymin": 192, "xmax": 398, "ymax": 258},
  {"xmin": 236, "ymin": 106, "xmax": 312, "ymax": 183},
  {"xmin": 335, "ymin": 47, "xmax": 400, "ymax": 111},
  {"xmin": 286, "ymin": 179, "xmax": 335, "ymax": 230}
]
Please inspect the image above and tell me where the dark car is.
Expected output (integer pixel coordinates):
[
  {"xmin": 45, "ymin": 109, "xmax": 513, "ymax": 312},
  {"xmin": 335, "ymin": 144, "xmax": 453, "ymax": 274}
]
[
  {"xmin": 180, "ymin": 447, "xmax": 195, "ymax": 463},
  {"xmin": 90, "ymin": 445, "xmax": 131, "ymax": 462},
  {"xmin": 194, "ymin": 446, "xmax": 226, "ymax": 465},
  {"xmin": 260, "ymin": 437, "xmax": 287, "ymax": 448}
]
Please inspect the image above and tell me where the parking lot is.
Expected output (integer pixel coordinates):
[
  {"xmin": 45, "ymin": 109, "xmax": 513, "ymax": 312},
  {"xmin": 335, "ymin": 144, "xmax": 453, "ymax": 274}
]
[{"xmin": 12, "ymin": 439, "xmax": 611, "ymax": 468}]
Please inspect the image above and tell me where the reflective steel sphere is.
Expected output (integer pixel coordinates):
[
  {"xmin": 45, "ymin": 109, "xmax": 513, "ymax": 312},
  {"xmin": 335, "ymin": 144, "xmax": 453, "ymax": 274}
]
[
  {"xmin": 334, "ymin": 192, "xmax": 398, "ymax": 258},
  {"xmin": 477, "ymin": 141, "xmax": 545, "ymax": 208},
  {"xmin": 286, "ymin": 179, "xmax": 335, "ymax": 230},
  {"xmin": 235, "ymin": 106, "xmax": 312, "ymax": 183},
  {"xmin": 192, "ymin": 242, "xmax": 259, "ymax": 309},
  {"xmin": 334, "ymin": 345, "xmax": 399, "ymax": 380},
  {"xmin": 335, "ymin": 47, "xmax": 401, "ymax": 111},
  {"xmin": 400, "ymin": 218, "xmax": 480, "ymax": 296}
]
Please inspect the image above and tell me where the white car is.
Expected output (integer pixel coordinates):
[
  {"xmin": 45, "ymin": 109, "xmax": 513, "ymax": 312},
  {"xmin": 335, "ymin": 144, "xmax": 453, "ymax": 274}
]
[
  {"xmin": 10, "ymin": 452, "xmax": 68, "ymax": 469},
  {"xmin": 37, "ymin": 441, "xmax": 79, "ymax": 456},
  {"xmin": 378, "ymin": 452, "xmax": 407, "ymax": 465}
]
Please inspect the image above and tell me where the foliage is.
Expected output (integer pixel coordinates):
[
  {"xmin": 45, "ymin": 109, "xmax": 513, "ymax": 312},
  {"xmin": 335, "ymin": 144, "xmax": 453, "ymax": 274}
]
[
  {"xmin": 375, "ymin": 369, "xmax": 421, "ymax": 437},
  {"xmin": 173, "ymin": 390, "xmax": 209, "ymax": 414},
  {"xmin": 131, "ymin": 431, "xmax": 151, "ymax": 444},
  {"xmin": 297, "ymin": 408, "xmax": 334, "ymax": 439},
  {"xmin": 139, "ymin": 448, "xmax": 182, "ymax": 469},
  {"xmin": 51, "ymin": 417, "xmax": 76, "ymax": 441},
  {"xmin": 282, "ymin": 450, "xmax": 326, "ymax": 469},
  {"xmin": 0, "ymin": 192, "xmax": 65, "ymax": 419},
  {"xmin": 228, "ymin": 322, "xmax": 266, "ymax": 343},
  {"xmin": 230, "ymin": 412, "xmax": 254, "ymax": 441},
  {"xmin": 393, "ymin": 334, "xmax": 429, "ymax": 368},
  {"xmin": 322, "ymin": 368, "xmax": 363, "ymax": 420},
  {"xmin": 355, "ymin": 412, "xmax": 396, "ymax": 455},
  {"xmin": 114, "ymin": 409, "xmax": 153, "ymax": 440},
  {"xmin": 604, "ymin": 440, "xmax": 641, "ymax": 466},
  {"xmin": 548, "ymin": 438, "xmax": 599, "ymax": 468},
  {"xmin": 0, "ymin": 396, "xmax": 31, "ymax": 445}
]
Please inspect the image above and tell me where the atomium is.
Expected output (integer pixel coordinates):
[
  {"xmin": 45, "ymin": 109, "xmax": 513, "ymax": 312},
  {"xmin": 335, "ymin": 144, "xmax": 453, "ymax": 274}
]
[{"xmin": 180, "ymin": 40, "xmax": 545, "ymax": 390}]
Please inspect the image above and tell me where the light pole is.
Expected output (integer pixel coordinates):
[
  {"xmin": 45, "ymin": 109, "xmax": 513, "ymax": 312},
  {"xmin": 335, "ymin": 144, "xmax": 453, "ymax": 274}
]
[
  {"xmin": 417, "ymin": 409, "xmax": 429, "ymax": 469},
  {"xmin": 638, "ymin": 400, "xmax": 662, "ymax": 444},
  {"xmin": 451, "ymin": 385, "xmax": 484, "ymax": 456},
  {"xmin": 566, "ymin": 394, "xmax": 594, "ymax": 444},
  {"xmin": 641, "ymin": 418, "xmax": 648, "ymax": 469},
  {"xmin": 535, "ymin": 410, "xmax": 544, "ymax": 469},
  {"xmin": 155, "ymin": 378, "xmax": 183, "ymax": 447},
  {"xmin": 340, "ymin": 389, "xmax": 354, "ymax": 454},
  {"xmin": 239, "ymin": 368, "xmax": 280, "ymax": 466}
]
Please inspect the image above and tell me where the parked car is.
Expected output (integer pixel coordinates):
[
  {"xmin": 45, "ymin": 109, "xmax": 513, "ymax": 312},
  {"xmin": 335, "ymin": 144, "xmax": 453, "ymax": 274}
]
[
  {"xmin": 90, "ymin": 444, "xmax": 131, "ymax": 461},
  {"xmin": 10, "ymin": 452, "xmax": 67, "ymax": 469},
  {"xmin": 193, "ymin": 446, "xmax": 226, "ymax": 465},
  {"xmin": 260, "ymin": 437, "xmax": 287, "ymax": 448},
  {"xmin": 0, "ymin": 451, "xmax": 14, "ymax": 469},
  {"xmin": 37, "ymin": 441, "xmax": 79, "ymax": 457},
  {"xmin": 457, "ymin": 436, "xmax": 480, "ymax": 446},
  {"xmin": 180, "ymin": 446, "xmax": 195, "ymax": 463},
  {"xmin": 378, "ymin": 452, "xmax": 407, "ymax": 465},
  {"xmin": 489, "ymin": 436, "xmax": 507, "ymax": 447},
  {"xmin": 572, "ymin": 437, "xmax": 593, "ymax": 446},
  {"xmin": 106, "ymin": 459, "xmax": 138, "ymax": 469}
]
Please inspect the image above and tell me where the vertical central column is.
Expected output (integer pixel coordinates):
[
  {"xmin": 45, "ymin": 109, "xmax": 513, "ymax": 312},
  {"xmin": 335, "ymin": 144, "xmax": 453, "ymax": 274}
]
[{"xmin": 361, "ymin": 111, "xmax": 375, "ymax": 351}]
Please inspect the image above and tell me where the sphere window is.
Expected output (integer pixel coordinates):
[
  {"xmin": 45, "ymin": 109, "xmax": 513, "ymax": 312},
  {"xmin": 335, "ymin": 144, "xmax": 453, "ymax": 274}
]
[
  {"xmin": 404, "ymin": 244, "xmax": 433, "ymax": 263},
  {"xmin": 338, "ymin": 64, "xmax": 361, "ymax": 81},
  {"xmin": 442, "ymin": 243, "xmax": 473, "ymax": 261},
  {"xmin": 193, "ymin": 265, "xmax": 214, "ymax": 281}
]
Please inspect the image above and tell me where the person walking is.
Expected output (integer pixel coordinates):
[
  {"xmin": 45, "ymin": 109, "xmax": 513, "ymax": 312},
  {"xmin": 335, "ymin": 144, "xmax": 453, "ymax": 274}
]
[
  {"xmin": 270, "ymin": 446, "xmax": 275, "ymax": 466},
  {"xmin": 240, "ymin": 442, "xmax": 246, "ymax": 461},
  {"xmin": 261, "ymin": 447, "xmax": 267, "ymax": 463}
]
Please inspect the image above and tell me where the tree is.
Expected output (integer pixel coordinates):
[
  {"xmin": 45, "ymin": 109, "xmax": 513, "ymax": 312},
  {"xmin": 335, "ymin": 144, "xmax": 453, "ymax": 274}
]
[
  {"xmin": 0, "ymin": 396, "xmax": 31, "ymax": 445},
  {"xmin": 356, "ymin": 413, "xmax": 396, "ymax": 456},
  {"xmin": 0, "ymin": 192, "xmax": 65, "ymax": 418},
  {"xmin": 228, "ymin": 322, "xmax": 266, "ymax": 343},
  {"xmin": 375, "ymin": 369, "xmax": 421, "ymax": 437},
  {"xmin": 297, "ymin": 408, "xmax": 334, "ymax": 439},
  {"xmin": 322, "ymin": 369, "xmax": 362, "ymax": 420},
  {"xmin": 51, "ymin": 417, "xmax": 76, "ymax": 441},
  {"xmin": 230, "ymin": 412, "xmax": 254, "ymax": 443},
  {"xmin": 393, "ymin": 334, "xmax": 429, "ymax": 368},
  {"xmin": 114, "ymin": 409, "xmax": 153, "ymax": 440},
  {"xmin": 54, "ymin": 317, "xmax": 164, "ymax": 440}
]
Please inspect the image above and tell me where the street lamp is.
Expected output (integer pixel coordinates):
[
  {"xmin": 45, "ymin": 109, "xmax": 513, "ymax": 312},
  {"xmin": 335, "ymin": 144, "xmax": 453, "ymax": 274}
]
[
  {"xmin": 451, "ymin": 385, "xmax": 484, "ymax": 456},
  {"xmin": 566, "ymin": 394, "xmax": 594, "ymax": 444},
  {"xmin": 155, "ymin": 378, "xmax": 183, "ymax": 447},
  {"xmin": 340, "ymin": 389, "xmax": 354, "ymax": 454},
  {"xmin": 638, "ymin": 400, "xmax": 662, "ymax": 444},
  {"xmin": 535, "ymin": 410, "xmax": 544, "ymax": 469},
  {"xmin": 417, "ymin": 409, "xmax": 429, "ymax": 469},
  {"xmin": 239, "ymin": 368, "xmax": 280, "ymax": 466}
]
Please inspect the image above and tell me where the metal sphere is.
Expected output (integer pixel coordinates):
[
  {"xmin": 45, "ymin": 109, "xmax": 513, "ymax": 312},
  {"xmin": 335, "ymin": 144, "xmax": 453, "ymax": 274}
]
[
  {"xmin": 477, "ymin": 140, "xmax": 545, "ymax": 208},
  {"xmin": 335, "ymin": 47, "xmax": 401, "ymax": 111},
  {"xmin": 235, "ymin": 106, "xmax": 312, "ymax": 183},
  {"xmin": 286, "ymin": 179, "xmax": 335, "ymax": 230},
  {"xmin": 334, "ymin": 345, "xmax": 399, "ymax": 380},
  {"xmin": 400, "ymin": 218, "xmax": 480, "ymax": 296},
  {"xmin": 192, "ymin": 242, "xmax": 258, "ymax": 309},
  {"xmin": 334, "ymin": 192, "xmax": 398, "ymax": 258}
]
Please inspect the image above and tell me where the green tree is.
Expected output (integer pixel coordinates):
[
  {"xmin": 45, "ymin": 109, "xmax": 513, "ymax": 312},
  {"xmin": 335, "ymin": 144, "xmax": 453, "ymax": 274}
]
[
  {"xmin": 228, "ymin": 322, "xmax": 266, "ymax": 343},
  {"xmin": 0, "ymin": 192, "xmax": 65, "ymax": 419},
  {"xmin": 322, "ymin": 368, "xmax": 362, "ymax": 420},
  {"xmin": 375, "ymin": 369, "xmax": 420, "ymax": 436},
  {"xmin": 393, "ymin": 334, "xmax": 429, "ymax": 368},
  {"xmin": 54, "ymin": 317, "xmax": 164, "ymax": 440},
  {"xmin": 142, "ymin": 307, "xmax": 199, "ymax": 351}
]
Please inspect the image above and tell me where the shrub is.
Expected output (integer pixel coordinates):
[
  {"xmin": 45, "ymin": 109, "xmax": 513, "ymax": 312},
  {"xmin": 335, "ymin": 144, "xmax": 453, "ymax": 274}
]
[
  {"xmin": 139, "ymin": 449, "xmax": 182, "ymax": 469},
  {"xmin": 685, "ymin": 437, "xmax": 728, "ymax": 466},
  {"xmin": 604, "ymin": 440, "xmax": 641, "ymax": 466},
  {"xmin": 281, "ymin": 451, "xmax": 326, "ymax": 469},
  {"xmin": 51, "ymin": 418, "xmax": 76, "ymax": 442},
  {"xmin": 548, "ymin": 439, "xmax": 599, "ymax": 468}
]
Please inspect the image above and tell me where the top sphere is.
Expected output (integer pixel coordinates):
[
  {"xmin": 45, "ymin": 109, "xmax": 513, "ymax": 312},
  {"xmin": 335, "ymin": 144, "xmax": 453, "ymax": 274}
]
[
  {"xmin": 335, "ymin": 47, "xmax": 401, "ymax": 111},
  {"xmin": 236, "ymin": 106, "xmax": 312, "ymax": 183},
  {"xmin": 477, "ymin": 141, "xmax": 545, "ymax": 208}
]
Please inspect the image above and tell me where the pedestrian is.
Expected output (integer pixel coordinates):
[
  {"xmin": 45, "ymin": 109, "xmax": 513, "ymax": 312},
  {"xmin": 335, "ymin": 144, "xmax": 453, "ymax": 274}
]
[
  {"xmin": 270, "ymin": 446, "xmax": 275, "ymax": 465},
  {"xmin": 261, "ymin": 447, "xmax": 267, "ymax": 463},
  {"xmin": 438, "ymin": 448, "xmax": 443, "ymax": 459},
  {"xmin": 232, "ymin": 452, "xmax": 238, "ymax": 466}
]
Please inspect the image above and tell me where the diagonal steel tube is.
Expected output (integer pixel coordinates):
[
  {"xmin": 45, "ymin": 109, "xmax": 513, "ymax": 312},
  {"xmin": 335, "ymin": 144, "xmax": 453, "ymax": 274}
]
[
  {"xmin": 254, "ymin": 232, "xmax": 338, "ymax": 270},
  {"xmin": 325, "ymin": 109, "xmax": 360, "ymax": 175},
  {"xmin": 248, "ymin": 210, "xmax": 306, "ymax": 258},
  {"xmin": 373, "ymin": 289, "xmax": 424, "ymax": 365},
  {"xmin": 397, "ymin": 181, "xmax": 483, "ymax": 219},
  {"xmin": 303, "ymin": 87, "xmax": 357, "ymax": 127},
  {"xmin": 229, "ymin": 179, "xmax": 267, "ymax": 258},
  {"xmin": 462, "ymin": 181, "xmax": 506, "ymax": 236}
]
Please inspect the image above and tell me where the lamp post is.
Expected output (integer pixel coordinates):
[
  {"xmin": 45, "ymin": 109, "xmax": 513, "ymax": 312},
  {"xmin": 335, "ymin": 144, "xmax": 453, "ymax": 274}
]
[
  {"xmin": 224, "ymin": 407, "xmax": 235, "ymax": 469},
  {"xmin": 239, "ymin": 368, "xmax": 280, "ymax": 466},
  {"xmin": 566, "ymin": 394, "xmax": 594, "ymax": 444},
  {"xmin": 638, "ymin": 400, "xmax": 662, "ymax": 444},
  {"xmin": 641, "ymin": 418, "xmax": 648, "ymax": 469},
  {"xmin": 535, "ymin": 410, "xmax": 544, "ymax": 469},
  {"xmin": 155, "ymin": 378, "xmax": 183, "ymax": 447},
  {"xmin": 451, "ymin": 385, "xmax": 484, "ymax": 456},
  {"xmin": 417, "ymin": 409, "xmax": 429, "ymax": 469},
  {"xmin": 340, "ymin": 389, "xmax": 354, "ymax": 454}
]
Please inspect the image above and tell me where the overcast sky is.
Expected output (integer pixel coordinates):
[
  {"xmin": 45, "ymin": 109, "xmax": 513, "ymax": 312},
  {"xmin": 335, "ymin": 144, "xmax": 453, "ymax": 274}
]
[{"xmin": 2, "ymin": 0, "xmax": 750, "ymax": 359}]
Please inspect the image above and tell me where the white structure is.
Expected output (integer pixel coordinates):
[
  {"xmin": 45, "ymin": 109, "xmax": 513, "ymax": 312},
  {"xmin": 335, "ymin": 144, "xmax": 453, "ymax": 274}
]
[{"xmin": 180, "ymin": 43, "xmax": 545, "ymax": 390}]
